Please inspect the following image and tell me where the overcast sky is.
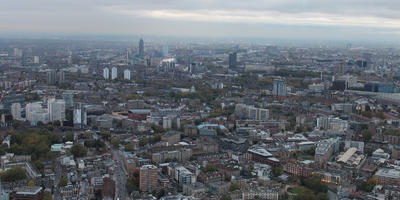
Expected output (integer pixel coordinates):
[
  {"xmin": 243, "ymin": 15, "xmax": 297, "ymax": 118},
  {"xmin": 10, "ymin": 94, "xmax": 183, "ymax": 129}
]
[{"xmin": 1, "ymin": 0, "xmax": 400, "ymax": 41}]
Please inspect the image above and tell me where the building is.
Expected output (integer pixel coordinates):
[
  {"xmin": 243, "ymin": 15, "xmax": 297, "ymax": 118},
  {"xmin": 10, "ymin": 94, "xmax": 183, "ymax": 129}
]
[
  {"xmin": 124, "ymin": 69, "xmax": 131, "ymax": 80},
  {"xmin": 229, "ymin": 52, "xmax": 237, "ymax": 68},
  {"xmin": 102, "ymin": 177, "xmax": 115, "ymax": 200},
  {"xmin": 175, "ymin": 166, "xmax": 196, "ymax": 185},
  {"xmin": 128, "ymin": 109, "xmax": 151, "ymax": 121},
  {"xmin": 139, "ymin": 165, "xmax": 158, "ymax": 192},
  {"xmin": 364, "ymin": 82, "xmax": 394, "ymax": 93},
  {"xmin": 11, "ymin": 103, "xmax": 21, "ymax": 120},
  {"xmin": 111, "ymin": 67, "xmax": 117, "ymax": 80},
  {"xmin": 152, "ymin": 149, "xmax": 192, "ymax": 164},
  {"xmin": 317, "ymin": 116, "xmax": 348, "ymax": 131},
  {"xmin": 33, "ymin": 56, "xmax": 39, "ymax": 64},
  {"xmin": 374, "ymin": 168, "xmax": 400, "ymax": 185},
  {"xmin": 315, "ymin": 138, "xmax": 340, "ymax": 168},
  {"xmin": 26, "ymin": 102, "xmax": 48, "ymax": 125},
  {"xmin": 103, "ymin": 67, "xmax": 109, "ymax": 79},
  {"xmin": 73, "ymin": 103, "xmax": 87, "ymax": 128},
  {"xmin": 234, "ymin": 104, "xmax": 269, "ymax": 120},
  {"xmin": 283, "ymin": 162, "xmax": 313, "ymax": 178},
  {"xmin": 62, "ymin": 92, "xmax": 74, "ymax": 109},
  {"xmin": 47, "ymin": 70, "xmax": 64, "ymax": 85},
  {"xmin": 272, "ymin": 79, "xmax": 287, "ymax": 96},
  {"xmin": 48, "ymin": 98, "xmax": 66, "ymax": 122},
  {"xmin": 139, "ymin": 38, "xmax": 144, "ymax": 58},
  {"xmin": 161, "ymin": 131, "xmax": 181, "ymax": 146},
  {"xmin": 10, "ymin": 186, "xmax": 44, "ymax": 200}
]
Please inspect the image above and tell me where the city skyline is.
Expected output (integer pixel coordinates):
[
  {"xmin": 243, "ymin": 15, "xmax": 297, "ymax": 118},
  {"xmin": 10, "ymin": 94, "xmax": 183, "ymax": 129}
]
[{"xmin": 1, "ymin": 0, "xmax": 400, "ymax": 41}]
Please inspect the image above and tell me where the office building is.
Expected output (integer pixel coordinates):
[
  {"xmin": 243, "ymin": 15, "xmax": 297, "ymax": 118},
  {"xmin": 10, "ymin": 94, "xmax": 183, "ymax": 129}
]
[
  {"xmin": 364, "ymin": 82, "xmax": 394, "ymax": 93},
  {"xmin": 111, "ymin": 67, "xmax": 117, "ymax": 80},
  {"xmin": 139, "ymin": 165, "xmax": 158, "ymax": 192},
  {"xmin": 73, "ymin": 103, "xmax": 87, "ymax": 128},
  {"xmin": 139, "ymin": 38, "xmax": 144, "ymax": 58},
  {"xmin": 103, "ymin": 67, "xmax": 109, "ymax": 79},
  {"xmin": 124, "ymin": 69, "xmax": 131, "ymax": 80},
  {"xmin": 11, "ymin": 103, "xmax": 22, "ymax": 120},
  {"xmin": 272, "ymin": 79, "xmax": 287, "ymax": 96},
  {"xmin": 26, "ymin": 102, "xmax": 48, "ymax": 125},
  {"xmin": 33, "ymin": 56, "xmax": 39, "ymax": 64},
  {"xmin": 62, "ymin": 92, "xmax": 74, "ymax": 109},
  {"xmin": 162, "ymin": 45, "xmax": 169, "ymax": 56},
  {"xmin": 234, "ymin": 104, "xmax": 269, "ymax": 120},
  {"xmin": 48, "ymin": 98, "xmax": 66, "ymax": 122},
  {"xmin": 229, "ymin": 52, "xmax": 237, "ymax": 68},
  {"xmin": 47, "ymin": 70, "xmax": 65, "ymax": 85}
]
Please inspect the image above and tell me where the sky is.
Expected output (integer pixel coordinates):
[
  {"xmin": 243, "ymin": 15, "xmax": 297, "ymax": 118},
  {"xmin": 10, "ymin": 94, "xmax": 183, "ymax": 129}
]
[{"xmin": 1, "ymin": 0, "xmax": 400, "ymax": 41}]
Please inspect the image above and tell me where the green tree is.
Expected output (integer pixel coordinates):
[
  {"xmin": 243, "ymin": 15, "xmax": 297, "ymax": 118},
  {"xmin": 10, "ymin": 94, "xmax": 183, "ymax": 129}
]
[
  {"xmin": 43, "ymin": 194, "xmax": 52, "ymax": 200},
  {"xmin": 70, "ymin": 144, "xmax": 87, "ymax": 158},
  {"xmin": 229, "ymin": 183, "xmax": 240, "ymax": 191},
  {"xmin": 221, "ymin": 194, "xmax": 231, "ymax": 200},
  {"xmin": 0, "ymin": 166, "xmax": 26, "ymax": 182},
  {"xmin": 58, "ymin": 176, "xmax": 67, "ymax": 187},
  {"xmin": 64, "ymin": 132, "xmax": 74, "ymax": 142},
  {"xmin": 124, "ymin": 144, "xmax": 134, "ymax": 152},
  {"xmin": 272, "ymin": 167, "xmax": 283, "ymax": 177},
  {"xmin": 110, "ymin": 138, "xmax": 120, "ymax": 147},
  {"xmin": 202, "ymin": 163, "xmax": 217, "ymax": 172}
]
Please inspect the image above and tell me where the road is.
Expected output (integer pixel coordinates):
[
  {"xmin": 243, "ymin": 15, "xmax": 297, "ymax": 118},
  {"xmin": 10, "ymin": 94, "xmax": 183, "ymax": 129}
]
[{"xmin": 106, "ymin": 141, "xmax": 129, "ymax": 200}]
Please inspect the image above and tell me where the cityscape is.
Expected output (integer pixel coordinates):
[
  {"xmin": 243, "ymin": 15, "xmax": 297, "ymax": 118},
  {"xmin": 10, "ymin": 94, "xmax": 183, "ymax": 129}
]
[{"xmin": 1, "ymin": 1, "xmax": 400, "ymax": 200}]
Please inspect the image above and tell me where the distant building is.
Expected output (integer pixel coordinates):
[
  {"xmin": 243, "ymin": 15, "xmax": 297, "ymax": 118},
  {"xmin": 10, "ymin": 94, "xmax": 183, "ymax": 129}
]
[
  {"xmin": 103, "ymin": 67, "xmax": 109, "ymax": 79},
  {"xmin": 374, "ymin": 168, "xmax": 400, "ymax": 185},
  {"xmin": 111, "ymin": 67, "xmax": 117, "ymax": 80},
  {"xmin": 47, "ymin": 70, "xmax": 64, "ymax": 85},
  {"xmin": 139, "ymin": 38, "xmax": 144, "ymax": 58},
  {"xmin": 234, "ymin": 104, "xmax": 269, "ymax": 120},
  {"xmin": 48, "ymin": 98, "xmax": 66, "ymax": 122},
  {"xmin": 315, "ymin": 138, "xmax": 340, "ymax": 168},
  {"xmin": 11, "ymin": 103, "xmax": 21, "ymax": 120},
  {"xmin": 26, "ymin": 102, "xmax": 48, "ymax": 125},
  {"xmin": 272, "ymin": 79, "xmax": 287, "ymax": 96},
  {"xmin": 73, "ymin": 103, "xmax": 87, "ymax": 128},
  {"xmin": 62, "ymin": 92, "xmax": 74, "ymax": 109},
  {"xmin": 139, "ymin": 165, "xmax": 158, "ymax": 192},
  {"xmin": 229, "ymin": 52, "xmax": 237, "ymax": 68},
  {"xmin": 364, "ymin": 82, "xmax": 394, "ymax": 93},
  {"xmin": 10, "ymin": 186, "xmax": 44, "ymax": 200},
  {"xmin": 124, "ymin": 69, "xmax": 131, "ymax": 80},
  {"xmin": 33, "ymin": 56, "xmax": 39, "ymax": 64}
]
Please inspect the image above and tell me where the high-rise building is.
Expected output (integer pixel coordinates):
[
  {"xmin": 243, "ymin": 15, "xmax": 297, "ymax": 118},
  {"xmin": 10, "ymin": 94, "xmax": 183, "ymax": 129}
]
[
  {"xmin": 272, "ymin": 79, "xmax": 287, "ymax": 96},
  {"xmin": 124, "ymin": 69, "xmax": 131, "ymax": 80},
  {"xmin": 103, "ymin": 67, "xmax": 109, "ymax": 79},
  {"xmin": 26, "ymin": 102, "xmax": 49, "ymax": 125},
  {"xmin": 73, "ymin": 103, "xmax": 87, "ymax": 128},
  {"xmin": 162, "ymin": 45, "xmax": 168, "ymax": 56},
  {"xmin": 33, "ymin": 56, "xmax": 39, "ymax": 64},
  {"xmin": 47, "ymin": 70, "xmax": 64, "ymax": 85},
  {"xmin": 48, "ymin": 98, "xmax": 66, "ymax": 122},
  {"xmin": 139, "ymin": 38, "xmax": 144, "ymax": 58},
  {"xmin": 139, "ymin": 165, "xmax": 158, "ymax": 192},
  {"xmin": 62, "ymin": 92, "xmax": 74, "ymax": 109},
  {"xmin": 11, "ymin": 103, "xmax": 21, "ymax": 120},
  {"xmin": 111, "ymin": 67, "xmax": 118, "ymax": 80},
  {"xmin": 229, "ymin": 52, "xmax": 237, "ymax": 68}
]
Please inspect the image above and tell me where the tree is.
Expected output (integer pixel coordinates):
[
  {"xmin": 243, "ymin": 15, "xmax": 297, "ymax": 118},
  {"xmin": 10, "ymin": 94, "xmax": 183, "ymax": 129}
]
[
  {"xmin": 229, "ymin": 183, "xmax": 240, "ymax": 191},
  {"xmin": 362, "ymin": 130, "xmax": 373, "ymax": 142},
  {"xmin": 43, "ymin": 194, "xmax": 52, "ymax": 200},
  {"xmin": 100, "ymin": 130, "xmax": 111, "ymax": 139},
  {"xmin": 64, "ymin": 132, "xmax": 74, "ymax": 142},
  {"xmin": 272, "ymin": 167, "xmax": 283, "ymax": 177},
  {"xmin": 221, "ymin": 194, "xmax": 231, "ymax": 200},
  {"xmin": 0, "ymin": 166, "xmax": 26, "ymax": 182},
  {"xmin": 58, "ymin": 176, "xmax": 67, "ymax": 187},
  {"xmin": 70, "ymin": 144, "xmax": 87, "ymax": 158},
  {"xmin": 28, "ymin": 180, "xmax": 35, "ymax": 186},
  {"xmin": 202, "ymin": 163, "xmax": 217, "ymax": 172},
  {"xmin": 110, "ymin": 138, "xmax": 120, "ymax": 147},
  {"xmin": 124, "ymin": 144, "xmax": 134, "ymax": 152}
]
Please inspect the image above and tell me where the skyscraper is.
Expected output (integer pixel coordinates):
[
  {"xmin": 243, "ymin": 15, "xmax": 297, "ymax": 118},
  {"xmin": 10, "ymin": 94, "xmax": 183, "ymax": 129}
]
[
  {"xmin": 48, "ymin": 98, "xmax": 66, "ymax": 122},
  {"xmin": 124, "ymin": 69, "xmax": 131, "ymax": 80},
  {"xmin": 272, "ymin": 79, "xmax": 287, "ymax": 97},
  {"xmin": 229, "ymin": 52, "xmax": 237, "ymax": 68},
  {"xmin": 73, "ymin": 103, "xmax": 87, "ymax": 128},
  {"xmin": 103, "ymin": 67, "xmax": 109, "ymax": 79},
  {"xmin": 139, "ymin": 38, "xmax": 144, "ymax": 58},
  {"xmin": 111, "ymin": 67, "xmax": 118, "ymax": 80},
  {"xmin": 33, "ymin": 56, "xmax": 39, "ymax": 64},
  {"xmin": 62, "ymin": 92, "xmax": 74, "ymax": 109},
  {"xmin": 139, "ymin": 165, "xmax": 158, "ymax": 192},
  {"xmin": 47, "ymin": 70, "xmax": 64, "ymax": 85},
  {"xmin": 11, "ymin": 103, "xmax": 21, "ymax": 120}
]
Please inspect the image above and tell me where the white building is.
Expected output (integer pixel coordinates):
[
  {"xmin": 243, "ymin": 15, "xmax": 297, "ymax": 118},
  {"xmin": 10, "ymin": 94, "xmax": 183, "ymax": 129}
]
[
  {"xmin": 26, "ymin": 102, "xmax": 49, "ymax": 125},
  {"xmin": 11, "ymin": 103, "xmax": 22, "ymax": 120},
  {"xmin": 124, "ymin": 69, "xmax": 131, "ymax": 80},
  {"xmin": 33, "ymin": 56, "xmax": 39, "ymax": 64},
  {"xmin": 103, "ymin": 67, "xmax": 109, "ymax": 79},
  {"xmin": 111, "ymin": 67, "xmax": 117, "ymax": 80},
  {"xmin": 48, "ymin": 98, "xmax": 66, "ymax": 122},
  {"xmin": 73, "ymin": 103, "xmax": 87, "ymax": 128}
]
